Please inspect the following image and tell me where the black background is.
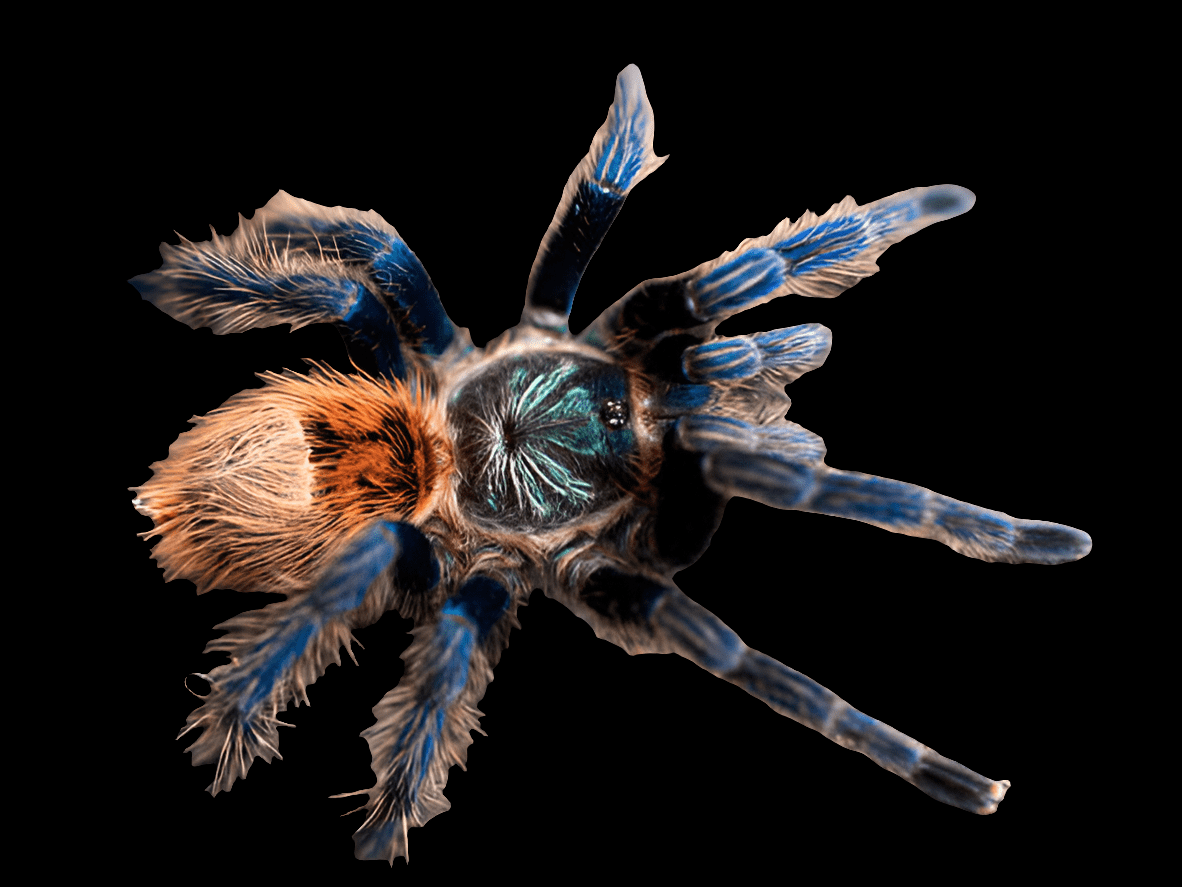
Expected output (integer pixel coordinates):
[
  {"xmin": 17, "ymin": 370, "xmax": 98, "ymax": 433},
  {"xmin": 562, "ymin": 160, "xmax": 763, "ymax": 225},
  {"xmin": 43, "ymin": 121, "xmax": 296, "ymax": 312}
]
[{"xmin": 87, "ymin": 36, "xmax": 1109, "ymax": 881}]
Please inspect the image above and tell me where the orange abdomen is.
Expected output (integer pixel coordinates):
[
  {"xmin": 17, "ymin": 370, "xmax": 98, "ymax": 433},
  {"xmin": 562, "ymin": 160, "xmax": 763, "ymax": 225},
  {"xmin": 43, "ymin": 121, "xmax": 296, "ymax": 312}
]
[{"xmin": 134, "ymin": 365, "xmax": 451, "ymax": 594}]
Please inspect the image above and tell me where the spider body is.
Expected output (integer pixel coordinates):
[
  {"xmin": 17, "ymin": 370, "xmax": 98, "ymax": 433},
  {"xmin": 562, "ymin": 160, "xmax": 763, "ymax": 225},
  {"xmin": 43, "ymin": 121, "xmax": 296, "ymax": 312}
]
[
  {"xmin": 132, "ymin": 65, "xmax": 1090, "ymax": 865},
  {"xmin": 447, "ymin": 345, "xmax": 644, "ymax": 530}
]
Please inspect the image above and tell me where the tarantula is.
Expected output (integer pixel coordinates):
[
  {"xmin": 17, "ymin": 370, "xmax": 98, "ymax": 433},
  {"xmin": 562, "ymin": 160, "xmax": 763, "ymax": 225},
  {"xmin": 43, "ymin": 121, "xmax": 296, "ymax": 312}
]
[{"xmin": 131, "ymin": 65, "xmax": 1091, "ymax": 865}]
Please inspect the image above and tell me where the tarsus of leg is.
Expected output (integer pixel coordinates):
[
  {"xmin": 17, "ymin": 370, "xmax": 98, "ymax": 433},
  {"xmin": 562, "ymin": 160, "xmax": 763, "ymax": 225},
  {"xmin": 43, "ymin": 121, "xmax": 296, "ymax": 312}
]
[
  {"xmin": 703, "ymin": 450, "xmax": 1092, "ymax": 564},
  {"xmin": 177, "ymin": 520, "xmax": 437, "ymax": 794},
  {"xmin": 520, "ymin": 65, "xmax": 667, "ymax": 334}
]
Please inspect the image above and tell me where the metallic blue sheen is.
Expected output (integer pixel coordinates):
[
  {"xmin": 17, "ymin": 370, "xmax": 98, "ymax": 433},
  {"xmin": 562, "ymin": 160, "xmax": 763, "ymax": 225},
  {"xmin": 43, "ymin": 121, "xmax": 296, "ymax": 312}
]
[
  {"xmin": 707, "ymin": 451, "xmax": 815, "ymax": 507},
  {"xmin": 263, "ymin": 214, "xmax": 455, "ymax": 356},
  {"xmin": 594, "ymin": 99, "xmax": 648, "ymax": 190},
  {"xmin": 370, "ymin": 239, "xmax": 455, "ymax": 356},
  {"xmin": 809, "ymin": 473, "xmax": 927, "ymax": 527},
  {"xmin": 693, "ymin": 249, "xmax": 785, "ymax": 315},
  {"xmin": 752, "ymin": 324, "xmax": 829, "ymax": 366},
  {"xmin": 934, "ymin": 500, "xmax": 1014, "ymax": 545},
  {"xmin": 732, "ymin": 650, "xmax": 836, "ymax": 727},
  {"xmin": 426, "ymin": 620, "xmax": 475, "ymax": 707},
  {"xmin": 235, "ymin": 620, "xmax": 317, "ymax": 715},
  {"xmin": 383, "ymin": 616, "xmax": 476, "ymax": 809},
  {"xmin": 773, "ymin": 217, "xmax": 873, "ymax": 274},
  {"xmin": 831, "ymin": 707, "xmax": 923, "ymax": 772},
  {"xmin": 341, "ymin": 285, "xmax": 406, "ymax": 380},
  {"xmin": 315, "ymin": 522, "xmax": 402, "ymax": 617},
  {"xmin": 659, "ymin": 384, "xmax": 713, "ymax": 412},
  {"xmin": 524, "ymin": 181, "xmax": 627, "ymax": 324},
  {"xmin": 229, "ymin": 521, "xmax": 436, "ymax": 717},
  {"xmin": 686, "ymin": 339, "xmax": 761, "ymax": 380},
  {"xmin": 656, "ymin": 591, "xmax": 744, "ymax": 674}
]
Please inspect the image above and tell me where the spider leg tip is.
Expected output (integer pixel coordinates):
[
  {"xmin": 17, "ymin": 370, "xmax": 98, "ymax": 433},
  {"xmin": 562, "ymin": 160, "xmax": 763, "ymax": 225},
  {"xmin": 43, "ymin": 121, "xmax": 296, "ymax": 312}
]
[
  {"xmin": 921, "ymin": 184, "xmax": 976, "ymax": 218},
  {"xmin": 1071, "ymin": 529, "xmax": 1093, "ymax": 561},
  {"xmin": 1016, "ymin": 522, "xmax": 1092, "ymax": 564},
  {"xmin": 977, "ymin": 779, "xmax": 1011, "ymax": 814}
]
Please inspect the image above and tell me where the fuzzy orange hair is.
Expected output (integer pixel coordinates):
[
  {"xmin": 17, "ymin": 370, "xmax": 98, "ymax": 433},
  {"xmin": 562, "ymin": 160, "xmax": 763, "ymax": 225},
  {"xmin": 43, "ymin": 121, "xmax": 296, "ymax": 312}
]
[{"xmin": 134, "ymin": 364, "xmax": 452, "ymax": 594}]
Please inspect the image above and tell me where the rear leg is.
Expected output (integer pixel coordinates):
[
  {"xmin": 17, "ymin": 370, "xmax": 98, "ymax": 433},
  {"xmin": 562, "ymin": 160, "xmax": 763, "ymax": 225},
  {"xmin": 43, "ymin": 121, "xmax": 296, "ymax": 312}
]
[
  {"xmin": 334, "ymin": 575, "xmax": 519, "ymax": 864},
  {"xmin": 556, "ymin": 566, "xmax": 1009, "ymax": 814},
  {"xmin": 179, "ymin": 520, "xmax": 439, "ymax": 794}
]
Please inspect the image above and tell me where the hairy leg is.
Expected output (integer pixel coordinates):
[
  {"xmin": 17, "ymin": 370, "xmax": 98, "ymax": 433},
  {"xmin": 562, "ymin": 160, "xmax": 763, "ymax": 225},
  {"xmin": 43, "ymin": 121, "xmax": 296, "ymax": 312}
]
[
  {"xmin": 132, "ymin": 191, "xmax": 459, "ymax": 378},
  {"xmin": 559, "ymin": 566, "xmax": 1009, "ymax": 814},
  {"xmin": 335, "ymin": 575, "xmax": 516, "ymax": 864},
  {"xmin": 178, "ymin": 520, "xmax": 437, "ymax": 793}
]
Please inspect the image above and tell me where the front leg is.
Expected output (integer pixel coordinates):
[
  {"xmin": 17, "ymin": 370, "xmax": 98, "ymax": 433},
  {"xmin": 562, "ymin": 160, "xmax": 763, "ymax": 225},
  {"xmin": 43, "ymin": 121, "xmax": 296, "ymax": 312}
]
[
  {"xmin": 131, "ymin": 191, "xmax": 459, "ymax": 379},
  {"xmin": 557, "ymin": 566, "xmax": 1009, "ymax": 815},
  {"xmin": 520, "ymin": 65, "xmax": 666, "ymax": 333}
]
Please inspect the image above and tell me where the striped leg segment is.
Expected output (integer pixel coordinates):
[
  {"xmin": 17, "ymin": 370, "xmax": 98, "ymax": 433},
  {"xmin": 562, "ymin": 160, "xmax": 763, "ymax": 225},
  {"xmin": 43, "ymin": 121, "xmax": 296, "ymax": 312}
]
[
  {"xmin": 676, "ymin": 414, "xmax": 827, "ymax": 465},
  {"xmin": 337, "ymin": 576, "xmax": 513, "ymax": 864},
  {"xmin": 564, "ymin": 567, "xmax": 1010, "ymax": 815},
  {"xmin": 131, "ymin": 191, "xmax": 457, "ymax": 378},
  {"xmin": 520, "ymin": 64, "xmax": 666, "ymax": 333},
  {"xmin": 178, "ymin": 521, "xmax": 438, "ymax": 794},
  {"xmin": 681, "ymin": 323, "xmax": 833, "ymax": 385},
  {"xmin": 703, "ymin": 449, "xmax": 1092, "ymax": 564},
  {"xmin": 580, "ymin": 184, "xmax": 974, "ymax": 353},
  {"xmin": 243, "ymin": 192, "xmax": 456, "ymax": 356}
]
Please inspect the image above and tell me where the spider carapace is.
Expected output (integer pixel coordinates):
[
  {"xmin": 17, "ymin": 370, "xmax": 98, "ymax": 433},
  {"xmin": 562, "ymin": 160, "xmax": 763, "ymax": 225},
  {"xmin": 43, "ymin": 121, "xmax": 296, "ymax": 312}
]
[{"xmin": 448, "ymin": 349, "xmax": 644, "ymax": 530}]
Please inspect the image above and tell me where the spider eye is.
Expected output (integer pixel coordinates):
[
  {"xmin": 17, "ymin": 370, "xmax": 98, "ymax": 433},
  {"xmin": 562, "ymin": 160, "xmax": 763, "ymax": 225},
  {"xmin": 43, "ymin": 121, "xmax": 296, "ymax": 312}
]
[
  {"xmin": 449, "ymin": 353, "xmax": 639, "ymax": 529},
  {"xmin": 599, "ymin": 398, "xmax": 629, "ymax": 429}
]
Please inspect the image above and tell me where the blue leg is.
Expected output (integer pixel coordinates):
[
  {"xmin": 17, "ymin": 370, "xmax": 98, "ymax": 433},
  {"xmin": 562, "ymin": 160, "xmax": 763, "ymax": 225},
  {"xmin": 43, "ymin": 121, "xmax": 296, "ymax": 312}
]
[
  {"xmin": 177, "ymin": 521, "xmax": 438, "ymax": 794},
  {"xmin": 560, "ymin": 567, "xmax": 1010, "ymax": 815},
  {"xmin": 643, "ymin": 324, "xmax": 833, "ymax": 420},
  {"xmin": 646, "ymin": 324, "xmax": 834, "ymax": 421},
  {"xmin": 248, "ymin": 192, "xmax": 456, "ymax": 356},
  {"xmin": 520, "ymin": 65, "xmax": 666, "ymax": 333},
  {"xmin": 676, "ymin": 414, "xmax": 826, "ymax": 466},
  {"xmin": 335, "ymin": 576, "xmax": 514, "ymax": 865},
  {"xmin": 131, "ymin": 192, "xmax": 458, "ymax": 378},
  {"xmin": 580, "ymin": 184, "xmax": 974, "ymax": 353},
  {"xmin": 702, "ymin": 449, "xmax": 1092, "ymax": 564},
  {"xmin": 681, "ymin": 323, "xmax": 833, "ymax": 385}
]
